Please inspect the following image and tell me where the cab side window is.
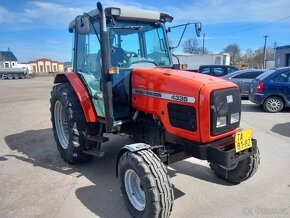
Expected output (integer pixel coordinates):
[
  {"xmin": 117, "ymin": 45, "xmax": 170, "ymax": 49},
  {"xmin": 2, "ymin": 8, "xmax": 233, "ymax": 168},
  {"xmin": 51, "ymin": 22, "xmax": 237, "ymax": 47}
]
[{"xmin": 76, "ymin": 24, "xmax": 101, "ymax": 76}]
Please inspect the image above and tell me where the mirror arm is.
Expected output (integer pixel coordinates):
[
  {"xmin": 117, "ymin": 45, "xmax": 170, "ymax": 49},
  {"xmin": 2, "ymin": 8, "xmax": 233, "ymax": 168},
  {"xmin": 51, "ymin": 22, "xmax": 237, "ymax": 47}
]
[{"xmin": 170, "ymin": 24, "xmax": 188, "ymax": 49}]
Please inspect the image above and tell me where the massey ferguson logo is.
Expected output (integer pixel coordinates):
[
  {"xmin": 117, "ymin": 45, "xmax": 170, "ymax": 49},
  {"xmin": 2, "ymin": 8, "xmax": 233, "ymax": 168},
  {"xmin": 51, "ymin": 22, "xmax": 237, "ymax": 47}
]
[{"xmin": 133, "ymin": 88, "xmax": 195, "ymax": 103}]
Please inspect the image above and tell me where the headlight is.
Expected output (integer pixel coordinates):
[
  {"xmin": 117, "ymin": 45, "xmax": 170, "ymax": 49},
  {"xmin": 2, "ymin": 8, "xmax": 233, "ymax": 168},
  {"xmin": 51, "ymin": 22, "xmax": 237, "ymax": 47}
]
[
  {"xmin": 216, "ymin": 116, "xmax": 227, "ymax": 128},
  {"xmin": 230, "ymin": 113, "xmax": 240, "ymax": 124}
]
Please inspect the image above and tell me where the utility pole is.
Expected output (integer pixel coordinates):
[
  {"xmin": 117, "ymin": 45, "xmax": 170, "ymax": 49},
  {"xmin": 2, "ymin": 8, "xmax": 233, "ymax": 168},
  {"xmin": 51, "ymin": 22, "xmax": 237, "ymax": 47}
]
[
  {"xmin": 273, "ymin": 41, "xmax": 277, "ymax": 67},
  {"xmin": 202, "ymin": 33, "xmax": 205, "ymax": 54},
  {"xmin": 263, "ymin": 35, "xmax": 269, "ymax": 69}
]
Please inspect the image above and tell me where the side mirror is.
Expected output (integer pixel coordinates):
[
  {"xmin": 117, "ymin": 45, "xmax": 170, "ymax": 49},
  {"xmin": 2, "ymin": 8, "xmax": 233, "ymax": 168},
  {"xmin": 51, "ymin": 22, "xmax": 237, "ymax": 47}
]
[
  {"xmin": 75, "ymin": 15, "xmax": 91, "ymax": 34},
  {"xmin": 195, "ymin": 22, "xmax": 202, "ymax": 37}
]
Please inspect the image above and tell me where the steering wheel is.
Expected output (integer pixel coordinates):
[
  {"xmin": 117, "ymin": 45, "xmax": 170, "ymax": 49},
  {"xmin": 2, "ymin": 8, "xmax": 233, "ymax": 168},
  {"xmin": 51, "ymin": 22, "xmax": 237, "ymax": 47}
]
[
  {"xmin": 128, "ymin": 59, "xmax": 157, "ymax": 67},
  {"xmin": 126, "ymin": 52, "xmax": 138, "ymax": 58}
]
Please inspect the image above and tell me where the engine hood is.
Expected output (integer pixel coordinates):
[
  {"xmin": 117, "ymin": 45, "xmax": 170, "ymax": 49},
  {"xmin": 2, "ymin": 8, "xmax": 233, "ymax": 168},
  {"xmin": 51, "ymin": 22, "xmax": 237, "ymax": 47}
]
[
  {"xmin": 131, "ymin": 67, "xmax": 239, "ymax": 143},
  {"xmin": 132, "ymin": 68, "xmax": 236, "ymax": 97}
]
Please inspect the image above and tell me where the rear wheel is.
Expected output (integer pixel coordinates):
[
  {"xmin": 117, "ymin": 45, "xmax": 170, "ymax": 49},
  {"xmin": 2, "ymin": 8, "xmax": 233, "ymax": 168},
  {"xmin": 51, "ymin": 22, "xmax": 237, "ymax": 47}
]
[
  {"xmin": 13, "ymin": 74, "xmax": 19, "ymax": 79},
  {"xmin": 263, "ymin": 96, "xmax": 284, "ymax": 112},
  {"xmin": 50, "ymin": 83, "xmax": 92, "ymax": 163},
  {"xmin": 209, "ymin": 149, "xmax": 260, "ymax": 184},
  {"xmin": 118, "ymin": 149, "xmax": 174, "ymax": 218},
  {"xmin": 20, "ymin": 74, "xmax": 25, "ymax": 79}
]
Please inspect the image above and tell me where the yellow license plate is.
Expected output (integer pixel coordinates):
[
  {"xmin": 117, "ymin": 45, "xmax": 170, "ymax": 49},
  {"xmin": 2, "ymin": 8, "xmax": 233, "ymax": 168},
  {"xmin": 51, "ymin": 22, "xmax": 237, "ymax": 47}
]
[{"xmin": 235, "ymin": 129, "xmax": 252, "ymax": 152}]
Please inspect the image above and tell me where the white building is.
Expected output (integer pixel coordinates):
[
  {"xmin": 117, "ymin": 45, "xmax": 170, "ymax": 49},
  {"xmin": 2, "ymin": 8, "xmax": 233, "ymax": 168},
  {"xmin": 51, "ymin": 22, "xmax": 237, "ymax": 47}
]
[
  {"xmin": 0, "ymin": 50, "xmax": 18, "ymax": 68},
  {"xmin": 172, "ymin": 53, "xmax": 231, "ymax": 70}
]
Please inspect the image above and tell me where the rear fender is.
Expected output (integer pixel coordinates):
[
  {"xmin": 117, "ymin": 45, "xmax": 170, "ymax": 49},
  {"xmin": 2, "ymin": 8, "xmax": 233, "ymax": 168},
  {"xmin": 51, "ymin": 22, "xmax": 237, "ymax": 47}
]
[{"xmin": 54, "ymin": 72, "xmax": 98, "ymax": 122}]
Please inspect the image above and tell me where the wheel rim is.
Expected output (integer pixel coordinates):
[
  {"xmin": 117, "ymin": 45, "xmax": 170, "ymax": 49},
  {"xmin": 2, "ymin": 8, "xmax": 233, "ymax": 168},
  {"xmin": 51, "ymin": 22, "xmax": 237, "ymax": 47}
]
[
  {"xmin": 267, "ymin": 98, "xmax": 281, "ymax": 112},
  {"xmin": 54, "ymin": 101, "xmax": 69, "ymax": 149},
  {"xmin": 124, "ymin": 169, "xmax": 146, "ymax": 211}
]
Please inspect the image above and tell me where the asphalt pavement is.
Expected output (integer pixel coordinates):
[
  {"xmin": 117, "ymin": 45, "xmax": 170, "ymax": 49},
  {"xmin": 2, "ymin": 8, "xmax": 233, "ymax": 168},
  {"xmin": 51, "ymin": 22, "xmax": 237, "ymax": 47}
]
[{"xmin": 0, "ymin": 77, "xmax": 289, "ymax": 218}]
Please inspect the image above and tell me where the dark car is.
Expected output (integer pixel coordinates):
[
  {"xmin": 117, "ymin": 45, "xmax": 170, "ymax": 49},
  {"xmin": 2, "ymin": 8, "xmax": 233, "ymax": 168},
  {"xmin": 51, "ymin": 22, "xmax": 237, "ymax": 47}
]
[
  {"xmin": 222, "ymin": 69, "xmax": 265, "ymax": 97},
  {"xmin": 198, "ymin": 65, "xmax": 239, "ymax": 77},
  {"xmin": 249, "ymin": 67, "xmax": 290, "ymax": 112}
]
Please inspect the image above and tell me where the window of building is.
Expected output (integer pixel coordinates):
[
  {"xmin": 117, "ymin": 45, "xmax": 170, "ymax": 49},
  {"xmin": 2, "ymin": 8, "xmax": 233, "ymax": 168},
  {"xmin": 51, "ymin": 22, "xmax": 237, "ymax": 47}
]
[
  {"xmin": 53, "ymin": 65, "xmax": 57, "ymax": 72},
  {"xmin": 5, "ymin": 63, "xmax": 9, "ymax": 68},
  {"xmin": 47, "ymin": 65, "xmax": 50, "ymax": 72},
  {"xmin": 12, "ymin": 62, "xmax": 15, "ymax": 67},
  {"xmin": 40, "ymin": 65, "xmax": 44, "ymax": 73},
  {"xmin": 33, "ymin": 66, "xmax": 36, "ymax": 72}
]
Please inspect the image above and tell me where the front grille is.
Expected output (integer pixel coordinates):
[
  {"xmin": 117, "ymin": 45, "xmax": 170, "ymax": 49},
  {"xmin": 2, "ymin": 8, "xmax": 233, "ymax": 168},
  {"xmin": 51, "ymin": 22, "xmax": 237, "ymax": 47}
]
[
  {"xmin": 210, "ymin": 88, "xmax": 241, "ymax": 136},
  {"xmin": 168, "ymin": 103, "xmax": 197, "ymax": 132}
]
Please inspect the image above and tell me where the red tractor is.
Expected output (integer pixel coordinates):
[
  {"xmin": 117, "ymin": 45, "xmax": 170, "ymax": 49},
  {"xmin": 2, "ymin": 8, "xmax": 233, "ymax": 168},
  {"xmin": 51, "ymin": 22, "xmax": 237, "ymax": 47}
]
[{"xmin": 50, "ymin": 2, "xmax": 260, "ymax": 217}]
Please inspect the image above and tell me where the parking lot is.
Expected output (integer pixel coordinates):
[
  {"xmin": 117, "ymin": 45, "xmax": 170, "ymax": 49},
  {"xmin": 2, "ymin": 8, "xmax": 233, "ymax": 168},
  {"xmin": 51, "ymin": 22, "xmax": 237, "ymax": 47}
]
[{"xmin": 0, "ymin": 77, "xmax": 289, "ymax": 218}]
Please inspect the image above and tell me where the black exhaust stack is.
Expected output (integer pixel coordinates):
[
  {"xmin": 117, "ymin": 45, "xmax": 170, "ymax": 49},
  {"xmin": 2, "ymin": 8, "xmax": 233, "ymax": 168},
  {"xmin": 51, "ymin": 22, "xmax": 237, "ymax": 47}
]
[{"xmin": 97, "ymin": 2, "xmax": 114, "ymax": 132}]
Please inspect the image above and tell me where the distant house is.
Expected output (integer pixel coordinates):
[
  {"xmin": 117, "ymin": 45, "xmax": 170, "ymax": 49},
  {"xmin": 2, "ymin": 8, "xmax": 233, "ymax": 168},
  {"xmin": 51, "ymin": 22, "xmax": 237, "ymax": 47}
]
[
  {"xmin": 275, "ymin": 45, "xmax": 290, "ymax": 67},
  {"xmin": 0, "ymin": 50, "xmax": 18, "ymax": 68},
  {"xmin": 24, "ymin": 58, "xmax": 64, "ymax": 73}
]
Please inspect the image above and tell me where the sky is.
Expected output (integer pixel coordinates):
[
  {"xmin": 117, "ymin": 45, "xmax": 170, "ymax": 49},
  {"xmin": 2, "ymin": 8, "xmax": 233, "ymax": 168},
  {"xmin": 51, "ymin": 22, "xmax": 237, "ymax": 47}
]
[{"xmin": 0, "ymin": 0, "xmax": 289, "ymax": 63}]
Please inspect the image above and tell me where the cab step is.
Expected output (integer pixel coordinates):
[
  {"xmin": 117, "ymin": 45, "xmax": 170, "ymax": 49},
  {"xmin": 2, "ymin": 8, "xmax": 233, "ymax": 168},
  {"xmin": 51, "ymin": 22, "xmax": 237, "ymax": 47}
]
[
  {"xmin": 86, "ymin": 135, "xmax": 109, "ymax": 143},
  {"xmin": 83, "ymin": 148, "xmax": 106, "ymax": 157}
]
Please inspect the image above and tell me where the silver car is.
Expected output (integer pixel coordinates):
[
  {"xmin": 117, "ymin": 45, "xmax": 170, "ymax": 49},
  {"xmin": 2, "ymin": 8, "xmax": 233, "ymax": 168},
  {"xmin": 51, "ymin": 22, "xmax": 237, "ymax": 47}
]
[{"xmin": 222, "ymin": 69, "xmax": 265, "ymax": 97}]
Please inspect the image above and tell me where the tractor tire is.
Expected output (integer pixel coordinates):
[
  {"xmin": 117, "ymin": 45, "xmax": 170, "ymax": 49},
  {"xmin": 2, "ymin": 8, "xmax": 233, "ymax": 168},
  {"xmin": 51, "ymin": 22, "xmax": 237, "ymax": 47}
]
[
  {"xmin": 118, "ymin": 149, "xmax": 174, "ymax": 218},
  {"xmin": 50, "ymin": 83, "xmax": 92, "ymax": 164},
  {"xmin": 263, "ymin": 96, "xmax": 284, "ymax": 113},
  {"xmin": 209, "ymin": 148, "xmax": 260, "ymax": 184}
]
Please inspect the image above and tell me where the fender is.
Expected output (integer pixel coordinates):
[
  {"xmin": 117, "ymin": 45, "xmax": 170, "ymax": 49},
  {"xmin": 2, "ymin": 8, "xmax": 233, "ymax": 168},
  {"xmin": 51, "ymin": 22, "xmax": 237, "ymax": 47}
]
[
  {"xmin": 54, "ymin": 72, "xmax": 98, "ymax": 122},
  {"xmin": 116, "ymin": 143, "xmax": 151, "ymax": 177}
]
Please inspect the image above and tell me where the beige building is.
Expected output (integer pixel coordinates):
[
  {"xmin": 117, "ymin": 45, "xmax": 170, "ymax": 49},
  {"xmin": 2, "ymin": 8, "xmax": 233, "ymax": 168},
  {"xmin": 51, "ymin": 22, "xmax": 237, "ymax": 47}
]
[{"xmin": 27, "ymin": 58, "xmax": 64, "ymax": 73}]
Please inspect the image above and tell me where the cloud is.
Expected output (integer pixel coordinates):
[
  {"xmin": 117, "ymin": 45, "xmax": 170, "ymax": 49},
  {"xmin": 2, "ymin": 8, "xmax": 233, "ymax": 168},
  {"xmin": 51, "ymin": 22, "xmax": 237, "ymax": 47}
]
[
  {"xmin": 0, "ymin": 0, "xmax": 159, "ymax": 29},
  {"xmin": 165, "ymin": 0, "xmax": 290, "ymax": 24},
  {"xmin": 0, "ymin": 1, "xmax": 89, "ymax": 28}
]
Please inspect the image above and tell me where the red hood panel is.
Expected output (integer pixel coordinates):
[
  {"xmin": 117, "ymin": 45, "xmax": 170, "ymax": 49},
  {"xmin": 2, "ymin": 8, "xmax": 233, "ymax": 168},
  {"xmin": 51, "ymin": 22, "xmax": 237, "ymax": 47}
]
[{"xmin": 131, "ymin": 67, "xmax": 238, "ymax": 143}]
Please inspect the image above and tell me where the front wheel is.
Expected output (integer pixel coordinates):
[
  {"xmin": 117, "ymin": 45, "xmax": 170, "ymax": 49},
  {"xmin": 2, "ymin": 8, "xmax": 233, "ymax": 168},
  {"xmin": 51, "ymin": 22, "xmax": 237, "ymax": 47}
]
[
  {"xmin": 118, "ymin": 149, "xmax": 174, "ymax": 218},
  {"xmin": 209, "ymin": 149, "xmax": 260, "ymax": 184}
]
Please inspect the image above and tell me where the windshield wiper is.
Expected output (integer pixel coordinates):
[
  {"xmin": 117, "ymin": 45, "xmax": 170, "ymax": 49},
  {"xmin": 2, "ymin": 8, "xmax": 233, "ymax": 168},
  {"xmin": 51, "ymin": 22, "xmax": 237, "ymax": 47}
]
[{"xmin": 110, "ymin": 26, "xmax": 143, "ymax": 30}]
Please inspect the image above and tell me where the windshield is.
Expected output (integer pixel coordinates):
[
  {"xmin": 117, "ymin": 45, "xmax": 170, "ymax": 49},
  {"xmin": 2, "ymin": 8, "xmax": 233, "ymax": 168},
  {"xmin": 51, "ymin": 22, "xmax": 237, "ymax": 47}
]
[{"xmin": 107, "ymin": 21, "xmax": 172, "ymax": 68}]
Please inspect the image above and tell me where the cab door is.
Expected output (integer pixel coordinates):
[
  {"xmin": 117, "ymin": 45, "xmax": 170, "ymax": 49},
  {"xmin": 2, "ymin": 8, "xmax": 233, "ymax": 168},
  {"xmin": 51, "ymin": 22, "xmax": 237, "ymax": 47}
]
[{"xmin": 74, "ymin": 21, "xmax": 106, "ymax": 118}]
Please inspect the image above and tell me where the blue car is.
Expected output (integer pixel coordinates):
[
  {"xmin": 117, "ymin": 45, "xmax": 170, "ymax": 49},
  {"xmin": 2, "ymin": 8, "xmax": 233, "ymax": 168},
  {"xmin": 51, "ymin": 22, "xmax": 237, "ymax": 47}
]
[{"xmin": 249, "ymin": 67, "xmax": 290, "ymax": 112}]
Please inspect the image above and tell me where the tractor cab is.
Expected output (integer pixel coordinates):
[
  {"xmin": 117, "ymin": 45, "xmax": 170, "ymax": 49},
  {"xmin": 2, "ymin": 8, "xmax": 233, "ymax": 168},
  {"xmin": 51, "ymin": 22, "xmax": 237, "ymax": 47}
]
[{"xmin": 69, "ymin": 4, "xmax": 174, "ymax": 131}]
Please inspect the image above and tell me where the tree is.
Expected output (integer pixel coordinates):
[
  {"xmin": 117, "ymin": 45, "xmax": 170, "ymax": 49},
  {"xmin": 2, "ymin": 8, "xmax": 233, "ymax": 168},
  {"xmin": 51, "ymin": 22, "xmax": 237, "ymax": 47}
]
[
  {"xmin": 182, "ymin": 38, "xmax": 210, "ymax": 55},
  {"xmin": 242, "ymin": 47, "xmax": 275, "ymax": 68},
  {"xmin": 222, "ymin": 44, "xmax": 241, "ymax": 65},
  {"xmin": 182, "ymin": 38, "xmax": 198, "ymax": 54}
]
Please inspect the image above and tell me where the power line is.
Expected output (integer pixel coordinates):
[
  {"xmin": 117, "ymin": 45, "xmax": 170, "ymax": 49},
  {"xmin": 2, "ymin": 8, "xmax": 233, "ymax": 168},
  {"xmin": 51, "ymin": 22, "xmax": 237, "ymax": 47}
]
[{"xmin": 207, "ymin": 15, "xmax": 290, "ymax": 35}]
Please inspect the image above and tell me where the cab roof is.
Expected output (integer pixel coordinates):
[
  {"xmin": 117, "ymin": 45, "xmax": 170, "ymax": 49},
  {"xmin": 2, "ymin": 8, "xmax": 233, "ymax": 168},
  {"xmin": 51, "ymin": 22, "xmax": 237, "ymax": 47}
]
[{"xmin": 69, "ymin": 6, "xmax": 173, "ymax": 32}]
